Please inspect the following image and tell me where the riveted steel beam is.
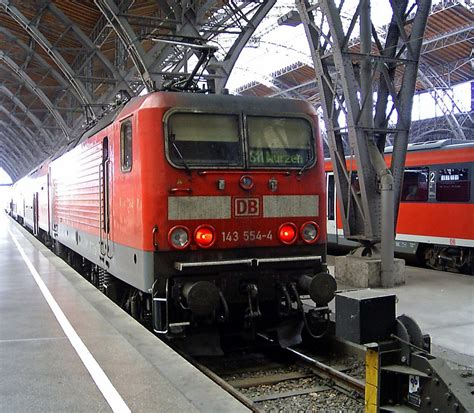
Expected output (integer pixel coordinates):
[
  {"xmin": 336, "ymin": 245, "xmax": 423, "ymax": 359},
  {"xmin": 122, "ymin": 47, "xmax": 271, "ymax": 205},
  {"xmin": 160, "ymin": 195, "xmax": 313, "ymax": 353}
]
[
  {"xmin": 94, "ymin": 0, "xmax": 155, "ymax": 92},
  {"xmin": 0, "ymin": 103, "xmax": 52, "ymax": 155},
  {"xmin": 0, "ymin": 26, "xmax": 71, "ymax": 90},
  {"xmin": 422, "ymin": 22, "xmax": 474, "ymax": 54},
  {"xmin": 0, "ymin": 0, "xmax": 95, "ymax": 120},
  {"xmin": 0, "ymin": 52, "xmax": 70, "ymax": 139},
  {"xmin": 0, "ymin": 85, "xmax": 54, "ymax": 145}
]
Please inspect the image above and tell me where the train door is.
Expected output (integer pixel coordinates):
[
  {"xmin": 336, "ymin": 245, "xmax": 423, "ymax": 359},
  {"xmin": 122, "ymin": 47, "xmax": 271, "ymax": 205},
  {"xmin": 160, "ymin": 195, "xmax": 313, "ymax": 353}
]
[
  {"xmin": 100, "ymin": 137, "xmax": 113, "ymax": 258},
  {"xmin": 32, "ymin": 192, "xmax": 39, "ymax": 236},
  {"xmin": 326, "ymin": 173, "xmax": 337, "ymax": 241},
  {"xmin": 49, "ymin": 167, "xmax": 58, "ymax": 238}
]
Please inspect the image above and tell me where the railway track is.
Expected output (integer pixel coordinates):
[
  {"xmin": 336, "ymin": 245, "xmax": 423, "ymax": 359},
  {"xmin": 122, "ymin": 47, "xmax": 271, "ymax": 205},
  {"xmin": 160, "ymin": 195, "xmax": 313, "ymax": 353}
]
[{"xmin": 188, "ymin": 337, "xmax": 365, "ymax": 412}]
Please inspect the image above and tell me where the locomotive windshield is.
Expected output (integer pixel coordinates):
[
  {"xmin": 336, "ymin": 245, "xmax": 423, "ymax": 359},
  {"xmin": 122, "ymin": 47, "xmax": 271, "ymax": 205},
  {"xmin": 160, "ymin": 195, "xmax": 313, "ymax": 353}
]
[
  {"xmin": 167, "ymin": 112, "xmax": 314, "ymax": 169},
  {"xmin": 247, "ymin": 116, "xmax": 313, "ymax": 168},
  {"xmin": 168, "ymin": 113, "xmax": 243, "ymax": 166}
]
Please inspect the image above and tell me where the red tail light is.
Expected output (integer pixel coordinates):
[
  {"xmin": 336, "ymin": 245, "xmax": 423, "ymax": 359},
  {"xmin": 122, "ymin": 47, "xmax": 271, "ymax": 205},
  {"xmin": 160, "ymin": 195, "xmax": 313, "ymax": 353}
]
[
  {"xmin": 194, "ymin": 225, "xmax": 216, "ymax": 248},
  {"xmin": 278, "ymin": 223, "xmax": 297, "ymax": 244}
]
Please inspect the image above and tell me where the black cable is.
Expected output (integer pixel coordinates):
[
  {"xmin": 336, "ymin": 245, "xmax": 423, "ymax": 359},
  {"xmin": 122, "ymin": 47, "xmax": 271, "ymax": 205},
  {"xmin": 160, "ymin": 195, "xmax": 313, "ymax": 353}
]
[{"xmin": 290, "ymin": 283, "xmax": 330, "ymax": 339}]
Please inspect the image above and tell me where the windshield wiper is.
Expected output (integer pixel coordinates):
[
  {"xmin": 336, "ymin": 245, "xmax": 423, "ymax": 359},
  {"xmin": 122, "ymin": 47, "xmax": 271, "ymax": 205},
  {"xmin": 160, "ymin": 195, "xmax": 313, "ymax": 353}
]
[
  {"xmin": 297, "ymin": 157, "xmax": 313, "ymax": 176},
  {"xmin": 172, "ymin": 139, "xmax": 191, "ymax": 175}
]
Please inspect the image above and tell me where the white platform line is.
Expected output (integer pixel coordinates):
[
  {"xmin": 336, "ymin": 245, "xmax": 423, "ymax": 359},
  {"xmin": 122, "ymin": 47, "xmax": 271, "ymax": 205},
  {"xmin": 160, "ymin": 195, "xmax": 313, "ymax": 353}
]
[{"xmin": 9, "ymin": 228, "xmax": 131, "ymax": 413}]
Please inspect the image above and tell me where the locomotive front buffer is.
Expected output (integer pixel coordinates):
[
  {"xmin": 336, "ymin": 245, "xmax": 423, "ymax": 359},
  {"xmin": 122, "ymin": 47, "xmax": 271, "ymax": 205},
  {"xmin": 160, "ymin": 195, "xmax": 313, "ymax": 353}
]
[
  {"xmin": 335, "ymin": 291, "xmax": 473, "ymax": 412},
  {"xmin": 152, "ymin": 255, "xmax": 337, "ymax": 348}
]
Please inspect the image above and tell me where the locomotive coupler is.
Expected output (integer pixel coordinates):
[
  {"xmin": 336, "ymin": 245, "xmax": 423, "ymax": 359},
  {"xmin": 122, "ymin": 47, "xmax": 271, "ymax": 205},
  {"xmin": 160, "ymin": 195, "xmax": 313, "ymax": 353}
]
[{"xmin": 244, "ymin": 283, "xmax": 261, "ymax": 328}]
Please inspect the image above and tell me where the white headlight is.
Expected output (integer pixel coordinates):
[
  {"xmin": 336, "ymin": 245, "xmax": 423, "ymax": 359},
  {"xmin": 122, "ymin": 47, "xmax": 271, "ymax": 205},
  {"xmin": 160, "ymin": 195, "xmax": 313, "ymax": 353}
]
[
  {"xmin": 301, "ymin": 222, "xmax": 318, "ymax": 243},
  {"xmin": 168, "ymin": 226, "xmax": 190, "ymax": 249}
]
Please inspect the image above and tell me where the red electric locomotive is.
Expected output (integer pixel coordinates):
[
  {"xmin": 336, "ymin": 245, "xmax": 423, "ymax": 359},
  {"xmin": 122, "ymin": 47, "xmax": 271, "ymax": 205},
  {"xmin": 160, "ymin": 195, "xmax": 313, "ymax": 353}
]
[
  {"xmin": 10, "ymin": 91, "xmax": 335, "ymax": 349},
  {"xmin": 325, "ymin": 140, "xmax": 474, "ymax": 274}
]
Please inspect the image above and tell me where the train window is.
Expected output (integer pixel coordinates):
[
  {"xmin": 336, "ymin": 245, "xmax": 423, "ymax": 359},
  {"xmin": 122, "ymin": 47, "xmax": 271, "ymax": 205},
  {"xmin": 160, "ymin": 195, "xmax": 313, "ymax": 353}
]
[
  {"xmin": 401, "ymin": 168, "xmax": 428, "ymax": 202},
  {"xmin": 247, "ymin": 116, "xmax": 314, "ymax": 168},
  {"xmin": 168, "ymin": 113, "xmax": 242, "ymax": 167},
  {"xmin": 120, "ymin": 120, "xmax": 133, "ymax": 172},
  {"xmin": 436, "ymin": 168, "xmax": 470, "ymax": 202}
]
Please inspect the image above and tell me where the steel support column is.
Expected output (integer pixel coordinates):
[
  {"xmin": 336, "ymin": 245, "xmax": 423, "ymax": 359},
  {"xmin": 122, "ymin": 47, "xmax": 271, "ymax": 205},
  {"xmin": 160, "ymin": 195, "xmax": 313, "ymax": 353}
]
[{"xmin": 297, "ymin": 0, "xmax": 431, "ymax": 286}]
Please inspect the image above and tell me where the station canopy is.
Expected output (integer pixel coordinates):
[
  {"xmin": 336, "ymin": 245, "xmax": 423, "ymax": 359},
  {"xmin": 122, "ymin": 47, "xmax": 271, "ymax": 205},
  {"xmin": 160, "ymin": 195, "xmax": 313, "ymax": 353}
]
[{"xmin": 0, "ymin": 0, "xmax": 472, "ymax": 181}]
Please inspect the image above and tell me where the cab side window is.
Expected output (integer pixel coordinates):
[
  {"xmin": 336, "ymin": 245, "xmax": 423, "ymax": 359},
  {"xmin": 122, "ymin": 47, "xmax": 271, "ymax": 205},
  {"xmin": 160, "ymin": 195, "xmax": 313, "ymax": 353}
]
[
  {"xmin": 120, "ymin": 120, "xmax": 132, "ymax": 172},
  {"xmin": 401, "ymin": 168, "xmax": 429, "ymax": 202}
]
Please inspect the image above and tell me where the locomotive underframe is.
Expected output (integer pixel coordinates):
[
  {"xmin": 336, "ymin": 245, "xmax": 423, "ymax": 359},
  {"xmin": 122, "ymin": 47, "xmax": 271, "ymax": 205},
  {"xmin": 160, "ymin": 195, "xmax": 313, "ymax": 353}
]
[{"xmin": 152, "ymin": 245, "xmax": 329, "ymax": 342}]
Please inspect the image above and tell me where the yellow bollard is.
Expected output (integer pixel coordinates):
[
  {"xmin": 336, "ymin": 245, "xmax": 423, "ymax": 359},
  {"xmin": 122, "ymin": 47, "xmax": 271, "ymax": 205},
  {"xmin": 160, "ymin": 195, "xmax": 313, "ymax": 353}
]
[{"xmin": 365, "ymin": 344, "xmax": 380, "ymax": 412}]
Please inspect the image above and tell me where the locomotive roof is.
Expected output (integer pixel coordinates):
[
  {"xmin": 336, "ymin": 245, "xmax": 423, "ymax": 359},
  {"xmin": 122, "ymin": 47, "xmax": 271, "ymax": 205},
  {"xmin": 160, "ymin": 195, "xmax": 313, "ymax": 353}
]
[{"xmin": 133, "ymin": 91, "xmax": 317, "ymax": 116}]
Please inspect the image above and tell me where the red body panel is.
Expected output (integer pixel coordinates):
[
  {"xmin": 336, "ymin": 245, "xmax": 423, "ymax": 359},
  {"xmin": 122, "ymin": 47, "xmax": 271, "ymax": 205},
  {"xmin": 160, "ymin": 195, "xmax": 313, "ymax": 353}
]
[
  {"xmin": 50, "ymin": 135, "xmax": 104, "ymax": 235},
  {"xmin": 397, "ymin": 202, "xmax": 474, "ymax": 241}
]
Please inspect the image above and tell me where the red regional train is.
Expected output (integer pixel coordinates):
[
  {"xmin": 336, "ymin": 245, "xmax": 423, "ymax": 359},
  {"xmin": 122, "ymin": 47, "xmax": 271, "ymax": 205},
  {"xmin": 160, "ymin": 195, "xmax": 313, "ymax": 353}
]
[
  {"xmin": 9, "ymin": 91, "xmax": 336, "ymax": 349},
  {"xmin": 325, "ymin": 140, "xmax": 474, "ymax": 274}
]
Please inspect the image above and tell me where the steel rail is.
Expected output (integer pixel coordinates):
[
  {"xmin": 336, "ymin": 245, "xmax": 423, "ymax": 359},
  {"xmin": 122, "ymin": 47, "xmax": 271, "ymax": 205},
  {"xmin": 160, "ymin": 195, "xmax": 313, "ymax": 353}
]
[
  {"xmin": 285, "ymin": 346, "xmax": 365, "ymax": 395},
  {"xmin": 257, "ymin": 334, "xmax": 365, "ymax": 396}
]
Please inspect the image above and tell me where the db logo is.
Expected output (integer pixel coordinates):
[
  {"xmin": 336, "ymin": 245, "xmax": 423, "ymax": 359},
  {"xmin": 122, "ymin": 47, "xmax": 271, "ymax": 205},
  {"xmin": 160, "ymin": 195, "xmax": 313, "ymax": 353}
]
[{"xmin": 234, "ymin": 197, "xmax": 260, "ymax": 217}]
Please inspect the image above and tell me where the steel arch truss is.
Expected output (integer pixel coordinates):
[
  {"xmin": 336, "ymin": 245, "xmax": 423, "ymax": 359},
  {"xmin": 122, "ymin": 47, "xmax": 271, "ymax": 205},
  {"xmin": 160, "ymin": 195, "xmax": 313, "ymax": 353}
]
[
  {"xmin": 0, "ymin": 85, "xmax": 54, "ymax": 146},
  {"xmin": 0, "ymin": 1, "xmax": 275, "ymax": 181},
  {"xmin": 0, "ymin": 51, "xmax": 70, "ymax": 138},
  {"xmin": 0, "ymin": 0, "xmax": 130, "ymax": 141}
]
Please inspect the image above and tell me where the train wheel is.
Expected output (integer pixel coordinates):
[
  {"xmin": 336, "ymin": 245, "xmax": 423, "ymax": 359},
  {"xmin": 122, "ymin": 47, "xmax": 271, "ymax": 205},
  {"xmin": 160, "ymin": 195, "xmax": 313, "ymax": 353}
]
[{"xmin": 423, "ymin": 246, "xmax": 442, "ymax": 271}]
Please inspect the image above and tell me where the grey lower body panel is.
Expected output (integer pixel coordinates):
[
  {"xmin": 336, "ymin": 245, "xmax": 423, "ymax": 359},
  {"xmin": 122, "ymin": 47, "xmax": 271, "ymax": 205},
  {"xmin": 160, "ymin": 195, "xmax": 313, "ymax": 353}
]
[
  {"xmin": 54, "ymin": 223, "xmax": 154, "ymax": 293},
  {"xmin": 329, "ymin": 233, "xmax": 420, "ymax": 256},
  {"xmin": 395, "ymin": 240, "xmax": 420, "ymax": 254}
]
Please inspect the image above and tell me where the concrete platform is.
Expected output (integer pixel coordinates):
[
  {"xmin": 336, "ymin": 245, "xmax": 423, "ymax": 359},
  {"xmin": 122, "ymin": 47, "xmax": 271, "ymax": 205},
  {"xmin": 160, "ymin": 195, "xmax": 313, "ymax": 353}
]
[
  {"xmin": 0, "ymin": 215, "xmax": 249, "ymax": 413},
  {"xmin": 327, "ymin": 256, "xmax": 474, "ymax": 368}
]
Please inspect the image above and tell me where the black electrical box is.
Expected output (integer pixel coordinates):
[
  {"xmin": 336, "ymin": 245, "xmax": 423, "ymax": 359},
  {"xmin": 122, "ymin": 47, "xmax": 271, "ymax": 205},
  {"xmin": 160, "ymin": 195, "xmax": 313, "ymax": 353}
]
[{"xmin": 335, "ymin": 290, "xmax": 396, "ymax": 344}]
